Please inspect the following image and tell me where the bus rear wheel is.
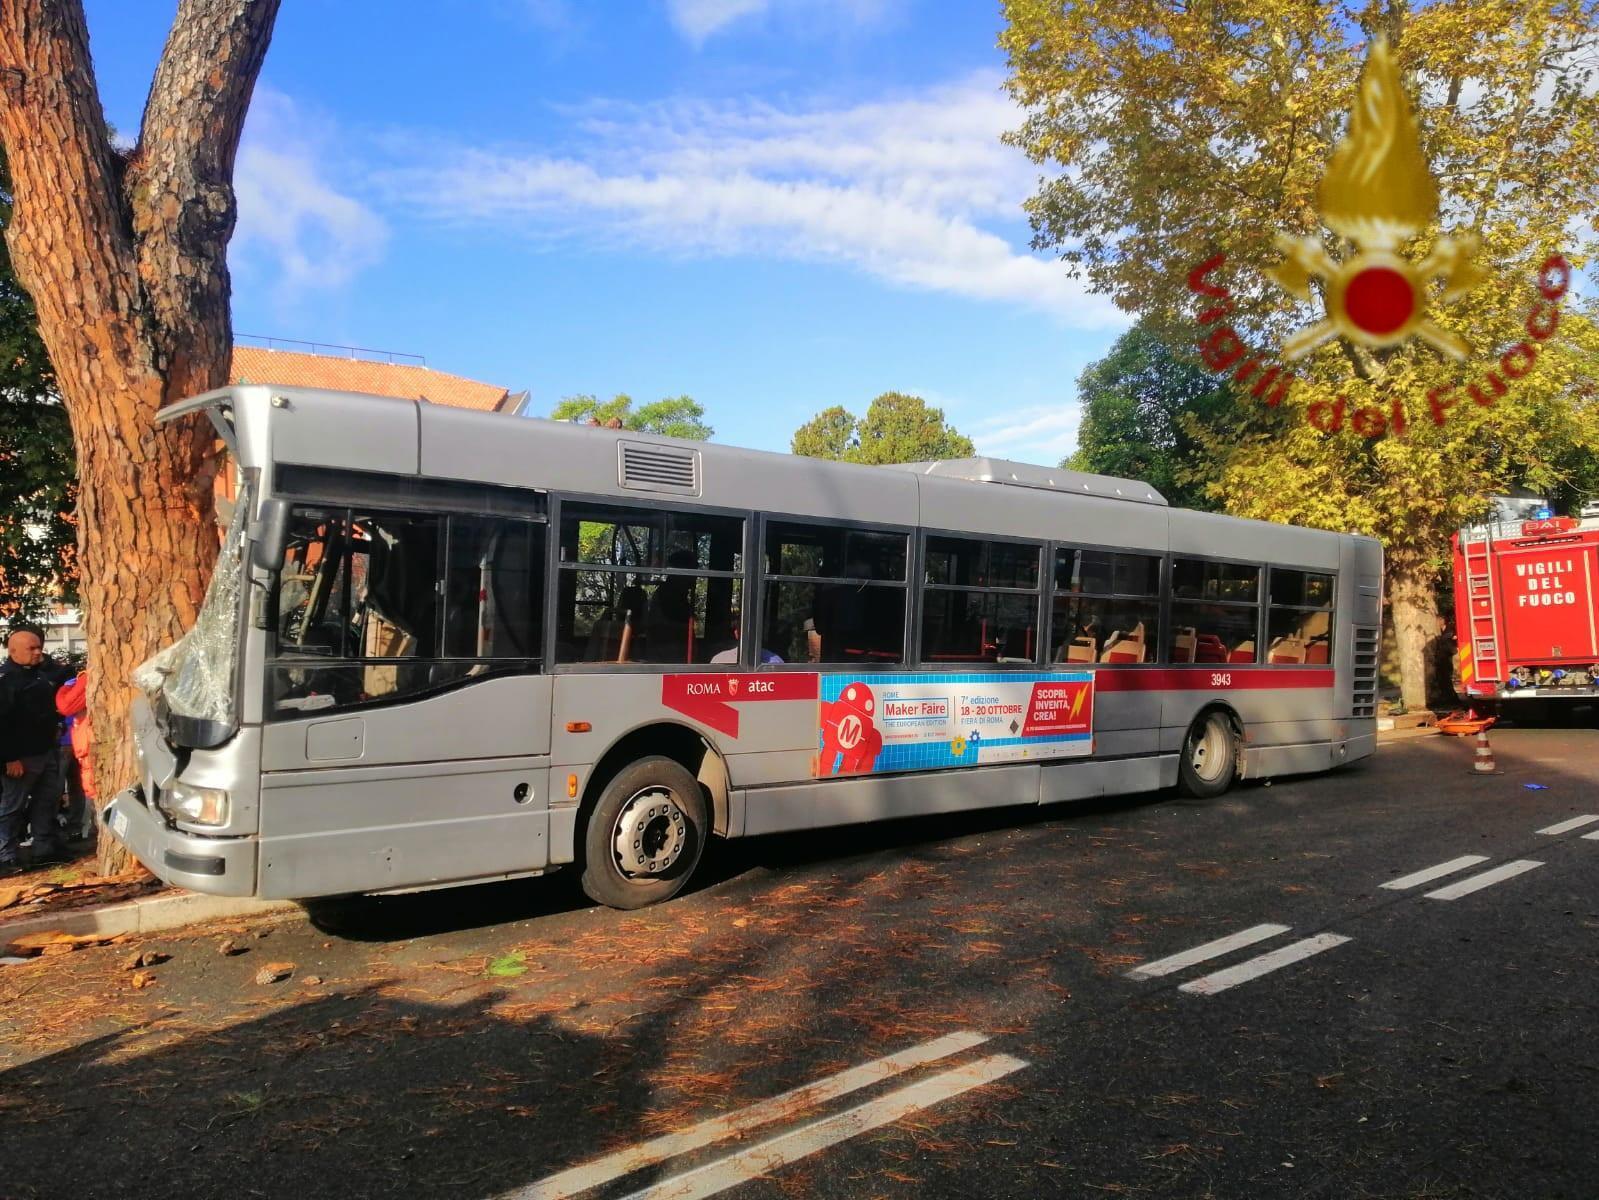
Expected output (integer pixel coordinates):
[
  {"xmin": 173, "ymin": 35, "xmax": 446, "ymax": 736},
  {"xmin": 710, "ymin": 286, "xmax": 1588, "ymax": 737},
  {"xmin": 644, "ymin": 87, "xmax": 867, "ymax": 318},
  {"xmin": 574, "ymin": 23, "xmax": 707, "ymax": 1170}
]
[
  {"xmin": 1178, "ymin": 711, "xmax": 1237, "ymax": 799},
  {"xmin": 580, "ymin": 756, "xmax": 708, "ymax": 910}
]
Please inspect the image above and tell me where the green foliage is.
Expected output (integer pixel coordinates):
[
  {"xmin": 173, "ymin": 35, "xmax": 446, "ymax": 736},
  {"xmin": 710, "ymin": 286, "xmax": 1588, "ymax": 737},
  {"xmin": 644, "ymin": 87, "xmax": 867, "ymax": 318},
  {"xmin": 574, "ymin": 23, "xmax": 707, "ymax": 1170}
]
[
  {"xmin": 790, "ymin": 405, "xmax": 855, "ymax": 460},
  {"xmin": 0, "ymin": 149, "xmax": 75, "ymax": 619},
  {"xmin": 484, "ymin": 950, "xmax": 528, "ymax": 978},
  {"xmin": 1066, "ymin": 322, "xmax": 1234, "ymax": 510},
  {"xmin": 1002, "ymin": 0, "xmax": 1599, "ymax": 705},
  {"xmin": 550, "ymin": 393, "xmax": 713, "ymax": 441},
  {"xmin": 791, "ymin": 392, "xmax": 975, "ymax": 465}
]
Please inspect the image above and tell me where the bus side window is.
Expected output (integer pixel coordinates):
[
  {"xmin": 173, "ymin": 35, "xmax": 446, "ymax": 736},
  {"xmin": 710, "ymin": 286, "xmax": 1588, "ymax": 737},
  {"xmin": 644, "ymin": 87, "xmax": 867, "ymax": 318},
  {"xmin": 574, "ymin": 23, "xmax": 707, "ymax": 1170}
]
[
  {"xmin": 764, "ymin": 521, "xmax": 908, "ymax": 665},
  {"xmin": 1267, "ymin": 568, "xmax": 1335, "ymax": 665},
  {"xmin": 556, "ymin": 503, "xmax": 745, "ymax": 666},
  {"xmin": 921, "ymin": 535, "xmax": 1042, "ymax": 665},
  {"xmin": 1050, "ymin": 547, "xmax": 1159, "ymax": 665},
  {"xmin": 1168, "ymin": 558, "xmax": 1261, "ymax": 665},
  {"xmin": 267, "ymin": 506, "xmax": 544, "ymax": 718},
  {"xmin": 443, "ymin": 517, "xmax": 545, "ymax": 660}
]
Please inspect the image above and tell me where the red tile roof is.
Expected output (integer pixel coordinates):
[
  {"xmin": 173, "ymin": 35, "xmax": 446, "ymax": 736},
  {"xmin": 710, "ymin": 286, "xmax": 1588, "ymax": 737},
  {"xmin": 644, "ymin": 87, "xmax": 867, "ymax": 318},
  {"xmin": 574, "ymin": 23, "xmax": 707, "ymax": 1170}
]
[{"xmin": 229, "ymin": 346, "xmax": 516, "ymax": 412}]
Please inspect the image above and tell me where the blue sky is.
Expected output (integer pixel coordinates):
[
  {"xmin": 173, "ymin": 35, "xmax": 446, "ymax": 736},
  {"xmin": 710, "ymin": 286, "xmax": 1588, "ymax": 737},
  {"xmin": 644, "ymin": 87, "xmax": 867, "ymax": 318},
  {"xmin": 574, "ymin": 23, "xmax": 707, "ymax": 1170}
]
[{"xmin": 82, "ymin": 1, "xmax": 1128, "ymax": 460}]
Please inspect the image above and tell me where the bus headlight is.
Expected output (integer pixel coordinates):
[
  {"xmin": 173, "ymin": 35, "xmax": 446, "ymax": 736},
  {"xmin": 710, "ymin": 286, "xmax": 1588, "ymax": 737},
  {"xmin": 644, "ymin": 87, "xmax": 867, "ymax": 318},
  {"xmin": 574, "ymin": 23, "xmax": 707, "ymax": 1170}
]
[{"xmin": 162, "ymin": 782, "xmax": 230, "ymax": 827}]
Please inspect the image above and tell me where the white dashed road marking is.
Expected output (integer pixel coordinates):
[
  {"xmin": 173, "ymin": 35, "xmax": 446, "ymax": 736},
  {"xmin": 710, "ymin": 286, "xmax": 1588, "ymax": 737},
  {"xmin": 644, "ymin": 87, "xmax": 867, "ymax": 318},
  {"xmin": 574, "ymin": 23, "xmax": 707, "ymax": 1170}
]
[
  {"xmin": 1178, "ymin": 934, "xmax": 1353, "ymax": 996},
  {"xmin": 618, "ymin": 1053, "xmax": 1028, "ymax": 1200},
  {"xmin": 1584, "ymin": 830, "xmax": 1599, "ymax": 841},
  {"xmin": 1536, "ymin": 815, "xmax": 1599, "ymax": 835},
  {"xmin": 1425, "ymin": 860, "xmax": 1544, "ymax": 901},
  {"xmin": 1380, "ymin": 855, "xmax": 1491, "ymax": 891},
  {"xmin": 505, "ymin": 1031, "xmax": 991, "ymax": 1200},
  {"xmin": 1125, "ymin": 923, "xmax": 1290, "ymax": 981}
]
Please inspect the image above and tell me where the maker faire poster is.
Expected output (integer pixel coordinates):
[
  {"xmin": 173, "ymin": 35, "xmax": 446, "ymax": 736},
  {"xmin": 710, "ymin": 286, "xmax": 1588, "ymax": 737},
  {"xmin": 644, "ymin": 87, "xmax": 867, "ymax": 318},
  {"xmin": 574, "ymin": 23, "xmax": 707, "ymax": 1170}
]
[{"xmin": 816, "ymin": 671, "xmax": 1094, "ymax": 777}]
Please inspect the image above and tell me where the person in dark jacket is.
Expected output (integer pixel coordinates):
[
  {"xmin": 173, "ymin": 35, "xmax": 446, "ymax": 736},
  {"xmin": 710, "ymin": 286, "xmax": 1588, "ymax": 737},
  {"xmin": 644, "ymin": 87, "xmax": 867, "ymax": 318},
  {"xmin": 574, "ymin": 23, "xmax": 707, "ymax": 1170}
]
[{"xmin": 0, "ymin": 627, "xmax": 70, "ymax": 871}]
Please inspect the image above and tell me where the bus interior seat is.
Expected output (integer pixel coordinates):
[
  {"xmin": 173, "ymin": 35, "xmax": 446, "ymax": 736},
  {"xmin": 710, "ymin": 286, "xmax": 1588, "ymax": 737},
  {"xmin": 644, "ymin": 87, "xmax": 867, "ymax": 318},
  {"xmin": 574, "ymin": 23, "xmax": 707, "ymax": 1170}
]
[
  {"xmin": 1100, "ymin": 623, "xmax": 1146, "ymax": 664},
  {"xmin": 1194, "ymin": 634, "xmax": 1228, "ymax": 663},
  {"xmin": 1171, "ymin": 626, "xmax": 1197, "ymax": 663},
  {"xmin": 1228, "ymin": 639, "xmax": 1256, "ymax": 663},
  {"xmin": 1267, "ymin": 636, "xmax": 1306, "ymax": 664},
  {"xmin": 1299, "ymin": 613, "xmax": 1331, "ymax": 664},
  {"xmin": 1062, "ymin": 635, "xmax": 1097, "ymax": 664}
]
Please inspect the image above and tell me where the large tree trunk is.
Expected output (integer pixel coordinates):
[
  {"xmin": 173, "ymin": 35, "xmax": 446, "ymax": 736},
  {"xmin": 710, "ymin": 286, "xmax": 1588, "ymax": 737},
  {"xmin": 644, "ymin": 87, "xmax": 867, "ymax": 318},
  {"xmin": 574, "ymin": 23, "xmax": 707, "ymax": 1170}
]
[
  {"xmin": 1387, "ymin": 557, "xmax": 1447, "ymax": 714},
  {"xmin": 0, "ymin": 0, "xmax": 279, "ymax": 874}
]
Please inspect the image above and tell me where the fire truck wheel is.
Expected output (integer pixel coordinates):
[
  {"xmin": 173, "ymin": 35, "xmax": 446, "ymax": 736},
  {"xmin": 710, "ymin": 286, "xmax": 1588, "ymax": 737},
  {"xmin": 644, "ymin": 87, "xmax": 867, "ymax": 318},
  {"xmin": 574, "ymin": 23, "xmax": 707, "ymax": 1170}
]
[
  {"xmin": 580, "ymin": 756, "xmax": 708, "ymax": 910},
  {"xmin": 1178, "ymin": 711, "xmax": 1237, "ymax": 799}
]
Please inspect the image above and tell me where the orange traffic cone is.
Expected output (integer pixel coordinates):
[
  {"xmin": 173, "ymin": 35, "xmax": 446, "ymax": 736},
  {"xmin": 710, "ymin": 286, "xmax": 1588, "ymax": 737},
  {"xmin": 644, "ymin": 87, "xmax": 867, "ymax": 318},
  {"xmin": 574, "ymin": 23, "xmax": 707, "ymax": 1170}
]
[{"xmin": 1470, "ymin": 727, "xmax": 1502, "ymax": 775}]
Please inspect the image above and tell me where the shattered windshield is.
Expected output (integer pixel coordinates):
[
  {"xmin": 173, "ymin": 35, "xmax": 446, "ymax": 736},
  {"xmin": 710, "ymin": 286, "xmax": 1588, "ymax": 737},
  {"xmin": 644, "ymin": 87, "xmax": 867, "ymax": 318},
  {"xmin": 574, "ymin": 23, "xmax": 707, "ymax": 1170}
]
[{"xmin": 133, "ymin": 487, "xmax": 249, "ymax": 740}]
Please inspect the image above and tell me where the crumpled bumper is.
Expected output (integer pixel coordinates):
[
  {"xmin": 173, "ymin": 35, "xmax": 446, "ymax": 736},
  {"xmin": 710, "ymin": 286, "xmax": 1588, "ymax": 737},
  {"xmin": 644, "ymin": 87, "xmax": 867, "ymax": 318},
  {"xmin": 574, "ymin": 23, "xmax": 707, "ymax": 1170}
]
[{"xmin": 103, "ymin": 787, "xmax": 258, "ymax": 897}]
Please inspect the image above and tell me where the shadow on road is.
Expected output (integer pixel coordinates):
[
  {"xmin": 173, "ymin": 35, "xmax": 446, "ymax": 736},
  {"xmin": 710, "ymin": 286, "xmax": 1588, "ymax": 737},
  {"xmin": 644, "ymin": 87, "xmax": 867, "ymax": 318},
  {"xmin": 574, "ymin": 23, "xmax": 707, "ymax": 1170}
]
[
  {"xmin": 306, "ymin": 783, "xmax": 1185, "ymax": 944},
  {"xmin": 2, "ymin": 985, "xmax": 638, "ymax": 1199}
]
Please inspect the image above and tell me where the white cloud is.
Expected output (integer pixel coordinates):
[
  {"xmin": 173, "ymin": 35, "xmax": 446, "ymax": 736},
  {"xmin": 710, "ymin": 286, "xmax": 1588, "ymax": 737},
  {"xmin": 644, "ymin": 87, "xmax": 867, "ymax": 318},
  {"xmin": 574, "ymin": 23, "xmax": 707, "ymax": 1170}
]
[
  {"xmin": 665, "ymin": 0, "xmax": 898, "ymax": 44},
  {"xmin": 967, "ymin": 403, "xmax": 1083, "ymax": 465},
  {"xmin": 382, "ymin": 73, "xmax": 1126, "ymax": 328},
  {"xmin": 231, "ymin": 89, "xmax": 389, "ymax": 295},
  {"xmin": 667, "ymin": 0, "xmax": 768, "ymax": 41}
]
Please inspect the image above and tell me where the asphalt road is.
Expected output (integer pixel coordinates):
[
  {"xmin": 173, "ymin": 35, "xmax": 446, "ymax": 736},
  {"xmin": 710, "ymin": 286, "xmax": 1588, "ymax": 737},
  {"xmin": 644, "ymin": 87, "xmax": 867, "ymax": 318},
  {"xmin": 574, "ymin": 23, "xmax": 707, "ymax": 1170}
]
[{"xmin": 3, "ymin": 726, "xmax": 1597, "ymax": 1200}]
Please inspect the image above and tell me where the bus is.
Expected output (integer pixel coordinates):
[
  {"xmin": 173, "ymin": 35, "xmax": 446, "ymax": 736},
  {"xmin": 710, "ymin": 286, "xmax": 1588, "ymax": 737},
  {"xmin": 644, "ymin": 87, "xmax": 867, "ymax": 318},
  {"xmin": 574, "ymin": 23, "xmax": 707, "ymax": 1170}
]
[{"xmin": 104, "ymin": 385, "xmax": 1382, "ymax": 909}]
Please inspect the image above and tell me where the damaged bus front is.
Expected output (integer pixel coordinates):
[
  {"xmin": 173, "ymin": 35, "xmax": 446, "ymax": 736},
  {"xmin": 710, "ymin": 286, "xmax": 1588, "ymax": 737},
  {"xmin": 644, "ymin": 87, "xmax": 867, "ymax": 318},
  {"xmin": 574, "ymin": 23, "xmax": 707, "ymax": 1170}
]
[
  {"xmin": 103, "ymin": 384, "xmax": 563, "ymax": 901},
  {"xmin": 102, "ymin": 392, "xmax": 287, "ymax": 896}
]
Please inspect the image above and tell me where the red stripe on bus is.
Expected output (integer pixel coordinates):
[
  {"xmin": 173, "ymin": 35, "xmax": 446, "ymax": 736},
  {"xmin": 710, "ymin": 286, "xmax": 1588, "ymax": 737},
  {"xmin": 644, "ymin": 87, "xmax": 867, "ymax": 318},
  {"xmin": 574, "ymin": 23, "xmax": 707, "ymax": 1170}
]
[{"xmin": 1094, "ymin": 667, "xmax": 1335, "ymax": 692}]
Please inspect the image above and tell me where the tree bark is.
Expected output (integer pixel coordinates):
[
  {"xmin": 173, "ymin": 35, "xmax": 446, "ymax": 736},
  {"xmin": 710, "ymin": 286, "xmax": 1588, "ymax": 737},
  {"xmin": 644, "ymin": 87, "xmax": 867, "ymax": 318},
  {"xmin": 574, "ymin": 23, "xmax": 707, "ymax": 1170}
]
[
  {"xmin": 1387, "ymin": 556, "xmax": 1446, "ymax": 713},
  {"xmin": 0, "ymin": 0, "xmax": 279, "ymax": 873}
]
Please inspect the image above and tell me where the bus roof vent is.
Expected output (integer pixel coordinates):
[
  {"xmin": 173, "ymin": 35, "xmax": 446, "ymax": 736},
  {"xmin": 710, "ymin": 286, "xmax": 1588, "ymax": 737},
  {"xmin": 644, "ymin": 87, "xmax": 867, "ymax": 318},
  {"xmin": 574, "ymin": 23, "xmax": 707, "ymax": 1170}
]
[
  {"xmin": 883, "ymin": 457, "xmax": 1168, "ymax": 506},
  {"xmin": 619, "ymin": 441, "xmax": 701, "ymax": 496}
]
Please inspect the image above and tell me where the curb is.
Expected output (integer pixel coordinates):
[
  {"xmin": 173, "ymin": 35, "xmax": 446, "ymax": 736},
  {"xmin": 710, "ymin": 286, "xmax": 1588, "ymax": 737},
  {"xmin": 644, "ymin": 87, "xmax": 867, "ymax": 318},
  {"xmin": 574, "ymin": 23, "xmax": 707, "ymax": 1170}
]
[
  {"xmin": 2, "ymin": 890, "xmax": 300, "ymax": 948},
  {"xmin": 1376, "ymin": 724, "xmax": 1440, "ymax": 742}
]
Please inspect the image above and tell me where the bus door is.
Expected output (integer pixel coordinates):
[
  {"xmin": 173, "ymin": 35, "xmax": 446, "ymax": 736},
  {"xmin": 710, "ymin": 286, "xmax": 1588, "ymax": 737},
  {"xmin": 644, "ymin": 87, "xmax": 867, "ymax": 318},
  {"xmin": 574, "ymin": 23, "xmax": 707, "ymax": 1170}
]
[{"xmin": 255, "ymin": 507, "xmax": 553, "ymax": 898}]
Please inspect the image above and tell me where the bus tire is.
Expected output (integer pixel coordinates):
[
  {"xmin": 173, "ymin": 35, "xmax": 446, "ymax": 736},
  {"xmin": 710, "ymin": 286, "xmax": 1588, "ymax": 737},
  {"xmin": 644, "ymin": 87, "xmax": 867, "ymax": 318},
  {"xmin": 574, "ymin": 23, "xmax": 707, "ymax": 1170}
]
[
  {"xmin": 1178, "ymin": 710, "xmax": 1237, "ymax": 799},
  {"xmin": 579, "ymin": 755, "xmax": 708, "ymax": 910}
]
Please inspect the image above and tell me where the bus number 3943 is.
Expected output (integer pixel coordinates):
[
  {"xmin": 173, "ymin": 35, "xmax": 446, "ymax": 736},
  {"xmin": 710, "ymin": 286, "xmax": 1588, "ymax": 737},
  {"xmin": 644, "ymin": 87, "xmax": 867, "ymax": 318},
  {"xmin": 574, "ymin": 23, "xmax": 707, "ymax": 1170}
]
[{"xmin": 1210, "ymin": 673, "xmax": 1233, "ymax": 687}]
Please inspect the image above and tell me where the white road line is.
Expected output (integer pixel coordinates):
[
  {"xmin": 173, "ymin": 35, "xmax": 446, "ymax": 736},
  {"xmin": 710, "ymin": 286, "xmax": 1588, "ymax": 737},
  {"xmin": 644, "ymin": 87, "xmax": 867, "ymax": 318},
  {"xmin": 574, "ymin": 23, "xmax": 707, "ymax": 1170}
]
[
  {"xmin": 617, "ymin": 1052, "xmax": 1029, "ymax": 1200},
  {"xmin": 1126, "ymin": 923, "xmax": 1290, "ymax": 980},
  {"xmin": 1537, "ymin": 814, "xmax": 1599, "ymax": 835},
  {"xmin": 1584, "ymin": 830, "xmax": 1599, "ymax": 841},
  {"xmin": 1178, "ymin": 934, "xmax": 1352, "ymax": 996},
  {"xmin": 1380, "ymin": 854, "xmax": 1491, "ymax": 891},
  {"xmin": 1425, "ymin": 860, "xmax": 1544, "ymax": 901},
  {"xmin": 503, "ymin": 1030, "xmax": 990, "ymax": 1200}
]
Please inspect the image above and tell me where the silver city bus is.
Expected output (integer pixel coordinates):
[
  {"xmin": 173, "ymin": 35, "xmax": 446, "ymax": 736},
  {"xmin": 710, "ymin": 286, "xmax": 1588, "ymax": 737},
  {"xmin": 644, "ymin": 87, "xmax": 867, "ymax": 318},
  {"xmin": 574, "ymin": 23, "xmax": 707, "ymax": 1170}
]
[{"xmin": 105, "ymin": 385, "xmax": 1382, "ymax": 909}]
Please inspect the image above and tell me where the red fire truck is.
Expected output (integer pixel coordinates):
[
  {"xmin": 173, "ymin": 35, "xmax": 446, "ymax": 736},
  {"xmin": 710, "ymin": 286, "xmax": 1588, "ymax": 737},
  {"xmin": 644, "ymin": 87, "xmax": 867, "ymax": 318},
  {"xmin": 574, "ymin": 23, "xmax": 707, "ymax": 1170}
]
[{"xmin": 1452, "ymin": 501, "xmax": 1599, "ymax": 708}]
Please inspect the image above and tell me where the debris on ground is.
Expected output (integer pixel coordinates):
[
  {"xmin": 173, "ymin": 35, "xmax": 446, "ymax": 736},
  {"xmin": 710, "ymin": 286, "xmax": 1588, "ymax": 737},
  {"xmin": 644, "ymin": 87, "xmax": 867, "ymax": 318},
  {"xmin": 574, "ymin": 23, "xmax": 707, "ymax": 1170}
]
[
  {"xmin": 122, "ymin": 949, "xmax": 170, "ymax": 970},
  {"xmin": 254, "ymin": 961, "xmax": 296, "ymax": 985},
  {"xmin": 0, "ymin": 870, "xmax": 160, "ymax": 919},
  {"xmin": 4, "ymin": 929, "xmax": 128, "ymax": 958},
  {"xmin": 129, "ymin": 969, "xmax": 157, "ymax": 989},
  {"xmin": 1524, "ymin": 783, "xmax": 1550, "ymax": 790},
  {"xmin": 218, "ymin": 938, "xmax": 246, "ymax": 957},
  {"xmin": 484, "ymin": 951, "xmax": 528, "ymax": 978}
]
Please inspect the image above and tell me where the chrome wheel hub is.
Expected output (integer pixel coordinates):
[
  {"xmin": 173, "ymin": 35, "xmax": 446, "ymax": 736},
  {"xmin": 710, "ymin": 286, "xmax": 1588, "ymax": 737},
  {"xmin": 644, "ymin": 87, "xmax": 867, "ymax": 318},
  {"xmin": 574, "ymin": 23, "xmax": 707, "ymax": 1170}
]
[{"xmin": 612, "ymin": 787, "xmax": 688, "ymax": 877}]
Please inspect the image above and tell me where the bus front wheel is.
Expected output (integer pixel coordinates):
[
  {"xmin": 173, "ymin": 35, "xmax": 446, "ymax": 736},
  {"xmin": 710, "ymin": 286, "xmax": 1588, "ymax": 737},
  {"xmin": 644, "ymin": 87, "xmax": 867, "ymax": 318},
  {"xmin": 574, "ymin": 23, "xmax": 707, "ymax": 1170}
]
[
  {"xmin": 1178, "ymin": 711, "xmax": 1237, "ymax": 799},
  {"xmin": 580, "ymin": 756, "xmax": 708, "ymax": 910}
]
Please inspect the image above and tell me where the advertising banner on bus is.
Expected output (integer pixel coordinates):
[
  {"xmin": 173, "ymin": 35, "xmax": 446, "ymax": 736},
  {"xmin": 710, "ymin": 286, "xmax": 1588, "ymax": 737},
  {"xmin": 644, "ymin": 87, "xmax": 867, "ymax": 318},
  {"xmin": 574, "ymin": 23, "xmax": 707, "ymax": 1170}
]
[{"xmin": 817, "ymin": 671, "xmax": 1094, "ymax": 777}]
